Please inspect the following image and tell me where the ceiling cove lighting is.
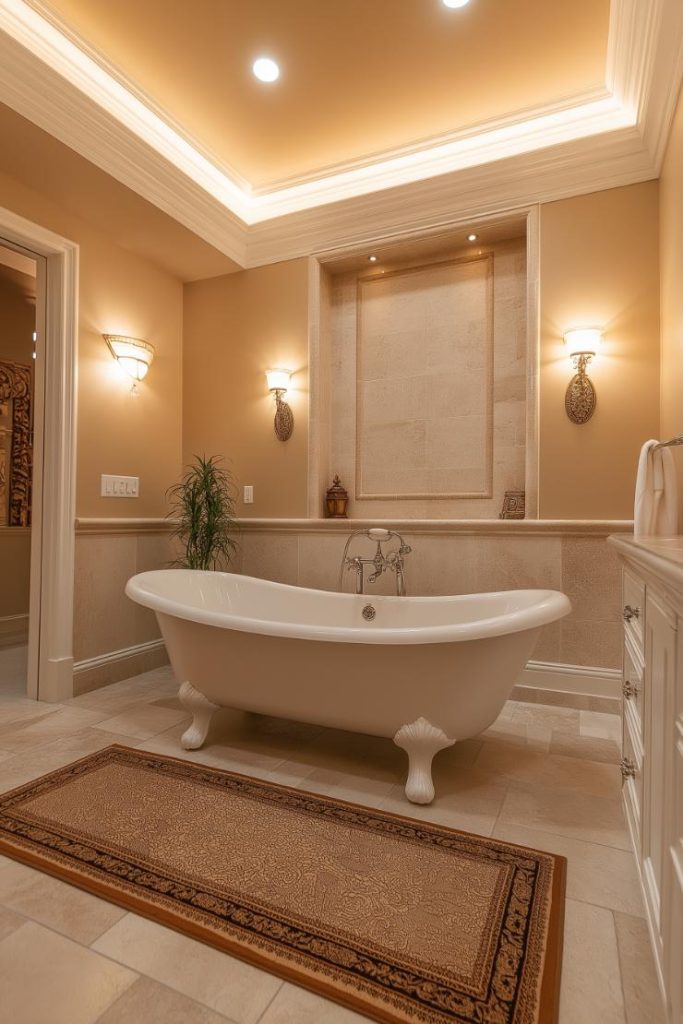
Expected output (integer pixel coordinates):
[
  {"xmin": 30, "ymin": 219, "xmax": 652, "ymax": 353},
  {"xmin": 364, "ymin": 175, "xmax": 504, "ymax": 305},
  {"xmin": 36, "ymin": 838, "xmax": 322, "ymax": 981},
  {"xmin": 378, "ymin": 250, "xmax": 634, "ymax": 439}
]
[
  {"xmin": 443, "ymin": 0, "xmax": 471, "ymax": 8},
  {"xmin": 1, "ymin": 2, "xmax": 636, "ymax": 224},
  {"xmin": 252, "ymin": 57, "xmax": 280, "ymax": 83}
]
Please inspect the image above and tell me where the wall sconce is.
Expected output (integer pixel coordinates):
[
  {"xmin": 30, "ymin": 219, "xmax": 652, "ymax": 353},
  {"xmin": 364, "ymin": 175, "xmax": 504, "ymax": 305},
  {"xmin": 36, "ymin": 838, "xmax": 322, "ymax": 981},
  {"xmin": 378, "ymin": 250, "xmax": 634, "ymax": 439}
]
[
  {"xmin": 265, "ymin": 368, "xmax": 294, "ymax": 441},
  {"xmin": 104, "ymin": 335, "xmax": 154, "ymax": 394},
  {"xmin": 563, "ymin": 328, "xmax": 602, "ymax": 424}
]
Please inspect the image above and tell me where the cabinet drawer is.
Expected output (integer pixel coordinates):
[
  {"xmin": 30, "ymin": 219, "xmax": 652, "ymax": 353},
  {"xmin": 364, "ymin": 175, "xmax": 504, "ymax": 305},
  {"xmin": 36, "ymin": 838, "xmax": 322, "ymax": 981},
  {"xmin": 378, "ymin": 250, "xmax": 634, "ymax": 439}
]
[
  {"xmin": 623, "ymin": 634, "xmax": 644, "ymax": 740},
  {"xmin": 623, "ymin": 568, "xmax": 645, "ymax": 653},
  {"xmin": 621, "ymin": 714, "xmax": 643, "ymax": 847}
]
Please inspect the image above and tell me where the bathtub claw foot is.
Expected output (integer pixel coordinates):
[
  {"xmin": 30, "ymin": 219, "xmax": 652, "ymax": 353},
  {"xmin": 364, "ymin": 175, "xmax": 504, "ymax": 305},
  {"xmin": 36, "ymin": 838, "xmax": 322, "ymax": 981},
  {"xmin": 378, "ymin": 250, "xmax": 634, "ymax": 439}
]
[
  {"xmin": 393, "ymin": 717, "xmax": 455, "ymax": 804},
  {"xmin": 179, "ymin": 681, "xmax": 219, "ymax": 750}
]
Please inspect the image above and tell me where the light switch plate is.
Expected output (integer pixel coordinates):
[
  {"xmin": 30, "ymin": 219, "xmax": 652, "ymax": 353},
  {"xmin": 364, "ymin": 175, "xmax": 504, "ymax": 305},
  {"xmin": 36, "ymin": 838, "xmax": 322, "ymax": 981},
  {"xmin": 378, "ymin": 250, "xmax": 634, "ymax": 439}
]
[
  {"xmin": 101, "ymin": 474, "xmax": 139, "ymax": 498},
  {"xmin": 243, "ymin": 485, "xmax": 254, "ymax": 504}
]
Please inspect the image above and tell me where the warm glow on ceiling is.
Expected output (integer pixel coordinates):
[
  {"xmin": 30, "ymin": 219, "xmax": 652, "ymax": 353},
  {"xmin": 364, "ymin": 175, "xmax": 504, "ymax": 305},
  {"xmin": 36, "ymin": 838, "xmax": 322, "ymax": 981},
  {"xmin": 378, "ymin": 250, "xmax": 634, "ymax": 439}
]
[{"xmin": 34, "ymin": 0, "xmax": 611, "ymax": 190}]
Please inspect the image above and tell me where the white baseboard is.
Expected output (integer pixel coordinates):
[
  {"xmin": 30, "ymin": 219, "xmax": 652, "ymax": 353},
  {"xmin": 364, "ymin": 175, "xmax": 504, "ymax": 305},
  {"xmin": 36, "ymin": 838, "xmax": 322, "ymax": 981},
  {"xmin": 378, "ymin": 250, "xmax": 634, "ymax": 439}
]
[
  {"xmin": 73, "ymin": 638, "xmax": 168, "ymax": 695},
  {"xmin": 73, "ymin": 638, "xmax": 166, "ymax": 675},
  {"xmin": 520, "ymin": 659, "xmax": 621, "ymax": 698},
  {"xmin": 0, "ymin": 613, "xmax": 29, "ymax": 648}
]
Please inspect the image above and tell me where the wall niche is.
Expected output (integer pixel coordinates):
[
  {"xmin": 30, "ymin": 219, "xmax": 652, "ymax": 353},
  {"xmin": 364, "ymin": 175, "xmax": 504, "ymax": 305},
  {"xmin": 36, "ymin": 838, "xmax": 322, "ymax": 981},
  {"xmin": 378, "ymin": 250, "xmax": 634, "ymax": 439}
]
[{"xmin": 312, "ymin": 217, "xmax": 534, "ymax": 519}]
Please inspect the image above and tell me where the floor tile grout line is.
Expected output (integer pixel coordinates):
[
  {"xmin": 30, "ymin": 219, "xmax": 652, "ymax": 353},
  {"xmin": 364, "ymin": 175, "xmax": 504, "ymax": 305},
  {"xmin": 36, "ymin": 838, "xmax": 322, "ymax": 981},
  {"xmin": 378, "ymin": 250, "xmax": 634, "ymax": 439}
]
[
  {"xmin": 253, "ymin": 979, "xmax": 285, "ymax": 1024},
  {"xmin": 566, "ymin": 894, "xmax": 647, "ymax": 919},
  {"xmin": 611, "ymin": 907, "xmax": 633, "ymax": 1024},
  {"xmin": 0, "ymin": 903, "xmax": 138, "ymax": 964},
  {"xmin": 89, "ymin": 969, "xmax": 242, "ymax": 1024}
]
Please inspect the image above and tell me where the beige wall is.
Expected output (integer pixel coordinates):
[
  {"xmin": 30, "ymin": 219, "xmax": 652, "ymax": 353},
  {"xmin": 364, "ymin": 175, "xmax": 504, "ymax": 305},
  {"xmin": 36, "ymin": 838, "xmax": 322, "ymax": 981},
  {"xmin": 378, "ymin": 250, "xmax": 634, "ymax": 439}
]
[
  {"xmin": 183, "ymin": 260, "xmax": 310, "ymax": 519},
  {"xmin": 660, "ymin": 85, "xmax": 683, "ymax": 520},
  {"xmin": 185, "ymin": 185, "xmax": 660, "ymax": 523},
  {"xmin": 0, "ymin": 163, "xmax": 184, "ymax": 679},
  {"xmin": 0, "ymin": 168, "xmax": 183, "ymax": 518},
  {"xmin": 539, "ymin": 182, "xmax": 661, "ymax": 519}
]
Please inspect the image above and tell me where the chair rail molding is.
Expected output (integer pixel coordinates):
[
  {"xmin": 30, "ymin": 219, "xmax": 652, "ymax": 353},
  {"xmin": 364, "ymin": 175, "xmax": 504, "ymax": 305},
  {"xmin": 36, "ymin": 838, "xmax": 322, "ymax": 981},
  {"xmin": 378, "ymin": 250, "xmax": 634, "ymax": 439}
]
[
  {"xmin": 0, "ymin": 0, "xmax": 681, "ymax": 265},
  {"xmin": 0, "ymin": 203, "xmax": 78, "ymax": 702}
]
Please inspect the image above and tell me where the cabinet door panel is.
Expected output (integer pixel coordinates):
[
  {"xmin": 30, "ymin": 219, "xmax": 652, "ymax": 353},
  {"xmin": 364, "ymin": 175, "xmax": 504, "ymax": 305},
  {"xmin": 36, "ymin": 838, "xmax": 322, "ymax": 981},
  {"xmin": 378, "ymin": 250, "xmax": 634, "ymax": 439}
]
[
  {"xmin": 663, "ymin": 640, "xmax": 683, "ymax": 1023},
  {"xmin": 643, "ymin": 592, "xmax": 676, "ymax": 958}
]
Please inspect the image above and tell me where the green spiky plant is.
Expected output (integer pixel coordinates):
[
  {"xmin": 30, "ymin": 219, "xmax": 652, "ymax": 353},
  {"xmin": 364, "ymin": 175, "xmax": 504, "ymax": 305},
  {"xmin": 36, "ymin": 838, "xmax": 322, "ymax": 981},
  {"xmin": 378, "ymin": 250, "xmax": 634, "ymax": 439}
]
[{"xmin": 167, "ymin": 455, "xmax": 238, "ymax": 570}]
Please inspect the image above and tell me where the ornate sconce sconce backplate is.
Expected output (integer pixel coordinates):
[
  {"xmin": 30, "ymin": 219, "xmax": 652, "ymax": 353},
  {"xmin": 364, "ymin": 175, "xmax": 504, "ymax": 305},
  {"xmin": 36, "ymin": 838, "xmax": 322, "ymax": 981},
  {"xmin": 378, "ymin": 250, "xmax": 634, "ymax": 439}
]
[
  {"xmin": 273, "ymin": 391, "xmax": 294, "ymax": 442},
  {"xmin": 565, "ymin": 353, "xmax": 596, "ymax": 424}
]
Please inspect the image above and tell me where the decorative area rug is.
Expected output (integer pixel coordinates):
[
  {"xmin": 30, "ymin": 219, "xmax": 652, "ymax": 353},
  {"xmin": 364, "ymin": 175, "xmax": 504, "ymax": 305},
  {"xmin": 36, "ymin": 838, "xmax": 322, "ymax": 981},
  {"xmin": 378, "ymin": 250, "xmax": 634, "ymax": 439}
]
[{"xmin": 0, "ymin": 746, "xmax": 565, "ymax": 1023}]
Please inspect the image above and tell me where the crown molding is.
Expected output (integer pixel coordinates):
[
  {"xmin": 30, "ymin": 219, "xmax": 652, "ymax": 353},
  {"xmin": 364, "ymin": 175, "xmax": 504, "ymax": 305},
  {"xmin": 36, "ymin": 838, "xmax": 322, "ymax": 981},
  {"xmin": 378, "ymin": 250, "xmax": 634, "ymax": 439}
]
[
  {"xmin": 245, "ymin": 126, "xmax": 655, "ymax": 267},
  {"xmin": 0, "ymin": 0, "xmax": 681, "ymax": 268},
  {"xmin": 0, "ymin": 1, "xmax": 249, "ymax": 264}
]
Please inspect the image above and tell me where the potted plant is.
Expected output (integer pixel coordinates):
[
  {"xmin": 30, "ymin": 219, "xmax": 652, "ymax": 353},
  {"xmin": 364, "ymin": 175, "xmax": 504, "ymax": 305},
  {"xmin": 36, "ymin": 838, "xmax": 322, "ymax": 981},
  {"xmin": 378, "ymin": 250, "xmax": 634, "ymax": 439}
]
[{"xmin": 167, "ymin": 455, "xmax": 238, "ymax": 570}]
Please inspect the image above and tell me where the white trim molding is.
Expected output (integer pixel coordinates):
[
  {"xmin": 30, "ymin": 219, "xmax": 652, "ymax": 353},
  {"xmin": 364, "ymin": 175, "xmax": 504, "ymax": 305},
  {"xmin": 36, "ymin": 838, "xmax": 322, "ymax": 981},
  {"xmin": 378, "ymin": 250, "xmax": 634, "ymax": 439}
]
[
  {"xmin": 73, "ymin": 638, "xmax": 168, "ymax": 695},
  {"xmin": 75, "ymin": 517, "xmax": 172, "ymax": 535},
  {"xmin": 73, "ymin": 637, "xmax": 166, "ymax": 675},
  {"xmin": 0, "ymin": 205, "xmax": 78, "ymax": 703},
  {"xmin": 0, "ymin": 0, "xmax": 681, "ymax": 265},
  {"xmin": 234, "ymin": 517, "xmax": 633, "ymax": 537},
  {"xmin": 72, "ymin": 516, "xmax": 634, "ymax": 537},
  {"xmin": 518, "ymin": 659, "xmax": 622, "ymax": 701}
]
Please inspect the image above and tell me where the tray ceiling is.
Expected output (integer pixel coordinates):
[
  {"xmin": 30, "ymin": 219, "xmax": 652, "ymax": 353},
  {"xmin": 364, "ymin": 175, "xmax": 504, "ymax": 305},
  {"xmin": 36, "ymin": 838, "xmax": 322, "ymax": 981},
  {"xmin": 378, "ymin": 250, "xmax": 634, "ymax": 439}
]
[{"xmin": 37, "ymin": 0, "xmax": 610, "ymax": 189}]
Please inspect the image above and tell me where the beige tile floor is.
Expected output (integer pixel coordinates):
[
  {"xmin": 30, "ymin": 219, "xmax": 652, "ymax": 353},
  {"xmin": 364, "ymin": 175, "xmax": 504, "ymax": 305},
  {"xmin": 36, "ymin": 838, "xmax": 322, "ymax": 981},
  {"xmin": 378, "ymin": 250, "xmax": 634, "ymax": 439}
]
[{"xmin": 0, "ymin": 656, "xmax": 667, "ymax": 1024}]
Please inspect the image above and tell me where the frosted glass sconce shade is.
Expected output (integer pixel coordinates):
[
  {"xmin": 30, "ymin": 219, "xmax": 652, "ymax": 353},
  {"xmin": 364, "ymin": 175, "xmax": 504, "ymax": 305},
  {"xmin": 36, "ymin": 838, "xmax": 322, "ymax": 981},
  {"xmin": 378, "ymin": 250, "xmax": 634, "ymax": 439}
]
[
  {"xmin": 104, "ymin": 335, "xmax": 155, "ymax": 382},
  {"xmin": 265, "ymin": 368, "xmax": 291, "ymax": 393},
  {"xmin": 563, "ymin": 327, "xmax": 602, "ymax": 359}
]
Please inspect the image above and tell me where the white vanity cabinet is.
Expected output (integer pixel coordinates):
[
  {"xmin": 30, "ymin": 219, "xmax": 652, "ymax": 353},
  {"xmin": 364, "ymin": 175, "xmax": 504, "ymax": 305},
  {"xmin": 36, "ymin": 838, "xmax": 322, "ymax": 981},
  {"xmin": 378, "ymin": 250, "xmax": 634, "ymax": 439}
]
[{"xmin": 609, "ymin": 536, "xmax": 683, "ymax": 1024}]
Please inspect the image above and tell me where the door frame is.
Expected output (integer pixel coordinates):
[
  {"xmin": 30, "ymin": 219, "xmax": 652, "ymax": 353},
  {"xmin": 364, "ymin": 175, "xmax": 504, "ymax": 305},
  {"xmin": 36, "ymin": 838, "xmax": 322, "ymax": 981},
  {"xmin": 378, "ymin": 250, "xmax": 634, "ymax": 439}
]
[{"xmin": 0, "ymin": 205, "xmax": 78, "ymax": 702}]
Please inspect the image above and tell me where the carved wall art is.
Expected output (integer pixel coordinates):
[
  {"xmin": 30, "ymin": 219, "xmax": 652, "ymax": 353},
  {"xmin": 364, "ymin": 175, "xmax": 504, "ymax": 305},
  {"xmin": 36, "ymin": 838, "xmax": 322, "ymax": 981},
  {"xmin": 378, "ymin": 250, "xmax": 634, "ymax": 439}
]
[{"xmin": 0, "ymin": 361, "xmax": 33, "ymax": 527}]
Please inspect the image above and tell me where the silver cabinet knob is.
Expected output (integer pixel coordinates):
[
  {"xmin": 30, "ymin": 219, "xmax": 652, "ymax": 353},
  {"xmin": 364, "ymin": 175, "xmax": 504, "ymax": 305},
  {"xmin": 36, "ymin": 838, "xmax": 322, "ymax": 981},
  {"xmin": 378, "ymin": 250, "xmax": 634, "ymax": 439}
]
[{"xmin": 623, "ymin": 605, "xmax": 641, "ymax": 623}]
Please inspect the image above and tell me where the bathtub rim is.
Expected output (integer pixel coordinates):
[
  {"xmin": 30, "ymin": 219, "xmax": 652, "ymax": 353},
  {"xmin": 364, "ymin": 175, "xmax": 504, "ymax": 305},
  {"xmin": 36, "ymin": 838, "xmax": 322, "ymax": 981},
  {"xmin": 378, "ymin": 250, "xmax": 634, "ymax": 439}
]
[{"xmin": 126, "ymin": 570, "xmax": 571, "ymax": 646}]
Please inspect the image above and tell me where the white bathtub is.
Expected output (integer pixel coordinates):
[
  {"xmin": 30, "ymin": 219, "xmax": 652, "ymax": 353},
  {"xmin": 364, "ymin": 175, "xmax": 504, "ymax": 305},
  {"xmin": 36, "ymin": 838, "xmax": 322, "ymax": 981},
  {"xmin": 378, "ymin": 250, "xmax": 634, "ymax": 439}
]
[{"xmin": 125, "ymin": 570, "xmax": 571, "ymax": 803}]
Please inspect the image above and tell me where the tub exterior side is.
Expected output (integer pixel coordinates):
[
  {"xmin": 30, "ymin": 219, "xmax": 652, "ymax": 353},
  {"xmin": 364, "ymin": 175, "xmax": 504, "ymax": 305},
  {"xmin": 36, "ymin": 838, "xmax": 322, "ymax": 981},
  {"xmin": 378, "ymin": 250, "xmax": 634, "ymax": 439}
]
[{"xmin": 157, "ymin": 611, "xmax": 539, "ymax": 741}]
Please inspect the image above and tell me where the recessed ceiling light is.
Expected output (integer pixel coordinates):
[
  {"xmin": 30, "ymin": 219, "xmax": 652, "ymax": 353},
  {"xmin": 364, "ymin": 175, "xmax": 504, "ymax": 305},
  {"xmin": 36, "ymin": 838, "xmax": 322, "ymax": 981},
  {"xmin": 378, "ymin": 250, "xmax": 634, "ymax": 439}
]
[
  {"xmin": 368, "ymin": 255, "xmax": 378, "ymax": 262},
  {"xmin": 252, "ymin": 57, "xmax": 280, "ymax": 83},
  {"xmin": 467, "ymin": 233, "xmax": 478, "ymax": 241},
  {"xmin": 442, "ymin": 0, "xmax": 471, "ymax": 8}
]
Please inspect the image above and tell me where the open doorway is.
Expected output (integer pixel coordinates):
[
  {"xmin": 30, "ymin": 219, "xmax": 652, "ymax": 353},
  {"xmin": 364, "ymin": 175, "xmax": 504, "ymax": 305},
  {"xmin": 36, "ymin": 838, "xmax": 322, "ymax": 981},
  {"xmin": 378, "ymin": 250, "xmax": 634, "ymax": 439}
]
[
  {"xmin": 0, "ymin": 206, "xmax": 77, "ymax": 704},
  {"xmin": 0, "ymin": 243, "xmax": 37, "ymax": 697}
]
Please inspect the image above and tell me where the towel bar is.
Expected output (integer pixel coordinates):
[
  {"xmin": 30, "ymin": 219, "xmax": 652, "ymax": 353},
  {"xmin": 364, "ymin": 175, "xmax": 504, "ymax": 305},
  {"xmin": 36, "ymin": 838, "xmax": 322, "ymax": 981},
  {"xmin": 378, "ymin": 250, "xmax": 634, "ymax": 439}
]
[{"xmin": 653, "ymin": 434, "xmax": 683, "ymax": 452}]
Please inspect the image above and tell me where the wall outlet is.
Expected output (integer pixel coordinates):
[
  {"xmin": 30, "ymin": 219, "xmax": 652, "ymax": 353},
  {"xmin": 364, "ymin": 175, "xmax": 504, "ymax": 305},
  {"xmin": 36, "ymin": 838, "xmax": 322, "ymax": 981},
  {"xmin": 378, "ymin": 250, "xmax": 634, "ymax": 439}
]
[
  {"xmin": 101, "ymin": 474, "xmax": 139, "ymax": 498},
  {"xmin": 243, "ymin": 485, "xmax": 254, "ymax": 504}
]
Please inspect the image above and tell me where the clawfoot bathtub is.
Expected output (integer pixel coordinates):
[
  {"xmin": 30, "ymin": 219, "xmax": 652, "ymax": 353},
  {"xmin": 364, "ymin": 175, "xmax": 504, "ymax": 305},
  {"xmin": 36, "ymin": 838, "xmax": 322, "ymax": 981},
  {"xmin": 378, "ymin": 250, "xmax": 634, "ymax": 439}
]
[{"xmin": 125, "ymin": 571, "xmax": 571, "ymax": 804}]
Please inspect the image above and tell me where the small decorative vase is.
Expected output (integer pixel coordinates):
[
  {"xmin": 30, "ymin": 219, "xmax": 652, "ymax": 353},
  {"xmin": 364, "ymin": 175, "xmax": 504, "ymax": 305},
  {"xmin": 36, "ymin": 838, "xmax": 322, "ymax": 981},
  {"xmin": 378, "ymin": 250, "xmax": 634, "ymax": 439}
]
[
  {"xmin": 325, "ymin": 475, "xmax": 349, "ymax": 518},
  {"xmin": 499, "ymin": 490, "xmax": 525, "ymax": 520}
]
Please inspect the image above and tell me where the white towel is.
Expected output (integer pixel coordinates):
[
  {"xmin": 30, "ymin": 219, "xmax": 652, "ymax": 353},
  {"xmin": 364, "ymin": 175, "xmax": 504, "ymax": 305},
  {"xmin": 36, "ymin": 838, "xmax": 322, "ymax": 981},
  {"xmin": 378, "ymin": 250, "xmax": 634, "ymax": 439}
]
[{"xmin": 634, "ymin": 439, "xmax": 679, "ymax": 537}]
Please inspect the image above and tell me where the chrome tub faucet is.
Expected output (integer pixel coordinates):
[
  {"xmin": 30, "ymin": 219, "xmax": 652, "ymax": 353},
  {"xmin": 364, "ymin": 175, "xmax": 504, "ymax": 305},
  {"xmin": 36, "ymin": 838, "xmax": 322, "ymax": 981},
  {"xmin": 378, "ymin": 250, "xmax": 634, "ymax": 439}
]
[{"xmin": 338, "ymin": 528, "xmax": 412, "ymax": 596}]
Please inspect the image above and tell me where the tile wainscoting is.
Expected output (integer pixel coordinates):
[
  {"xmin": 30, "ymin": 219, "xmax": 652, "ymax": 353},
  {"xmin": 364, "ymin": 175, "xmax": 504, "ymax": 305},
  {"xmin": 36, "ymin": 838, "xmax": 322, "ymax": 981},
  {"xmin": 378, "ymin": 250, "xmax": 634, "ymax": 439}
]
[
  {"xmin": 72, "ymin": 518, "xmax": 631, "ymax": 709},
  {"xmin": 235, "ymin": 519, "xmax": 631, "ymax": 712},
  {"xmin": 73, "ymin": 521, "xmax": 175, "ymax": 694}
]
